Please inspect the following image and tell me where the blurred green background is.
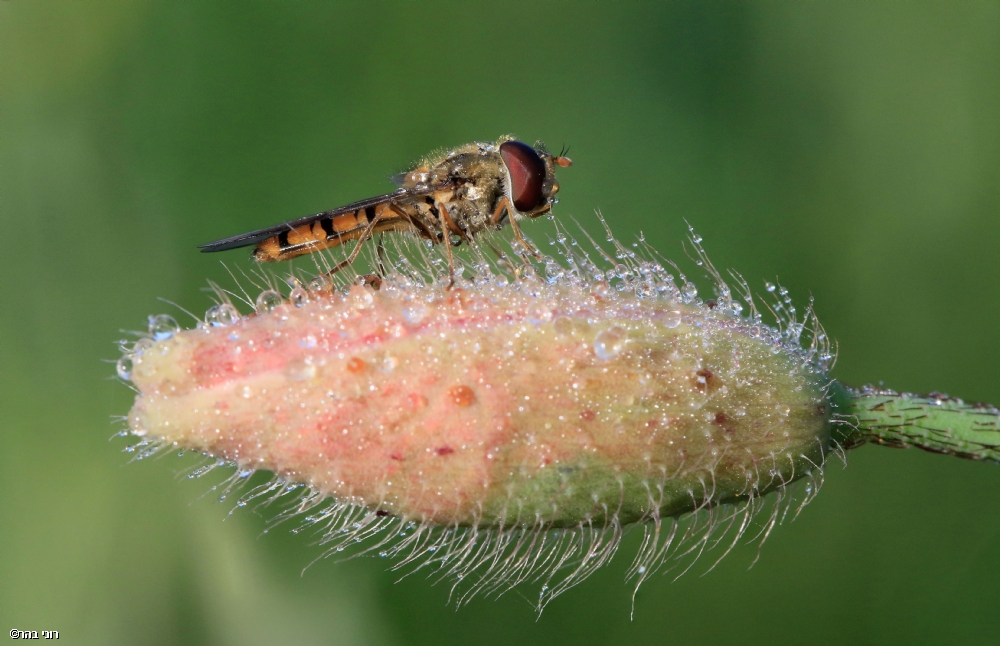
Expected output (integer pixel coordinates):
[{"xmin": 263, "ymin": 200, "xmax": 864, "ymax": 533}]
[{"xmin": 3, "ymin": 2, "xmax": 1000, "ymax": 644}]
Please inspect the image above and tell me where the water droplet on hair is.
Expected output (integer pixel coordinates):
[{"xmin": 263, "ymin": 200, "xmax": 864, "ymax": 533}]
[
  {"xmin": 116, "ymin": 355, "xmax": 134, "ymax": 380},
  {"xmin": 148, "ymin": 314, "xmax": 179, "ymax": 341},
  {"xmin": 473, "ymin": 269, "xmax": 492, "ymax": 287},
  {"xmin": 593, "ymin": 326, "xmax": 627, "ymax": 359},
  {"xmin": 309, "ymin": 275, "xmax": 333, "ymax": 293},
  {"xmin": 289, "ymin": 287, "xmax": 309, "ymax": 307},
  {"xmin": 544, "ymin": 261, "xmax": 563, "ymax": 284},
  {"xmin": 255, "ymin": 290, "xmax": 282, "ymax": 313},
  {"xmin": 664, "ymin": 311, "xmax": 682, "ymax": 328},
  {"xmin": 206, "ymin": 303, "xmax": 240, "ymax": 327},
  {"xmin": 590, "ymin": 281, "xmax": 610, "ymax": 298},
  {"xmin": 349, "ymin": 285, "xmax": 374, "ymax": 310}
]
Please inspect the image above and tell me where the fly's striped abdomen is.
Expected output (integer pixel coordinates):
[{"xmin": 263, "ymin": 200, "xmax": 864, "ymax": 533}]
[{"xmin": 254, "ymin": 203, "xmax": 411, "ymax": 262}]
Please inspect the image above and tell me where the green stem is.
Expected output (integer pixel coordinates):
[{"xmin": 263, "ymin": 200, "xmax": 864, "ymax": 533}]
[{"xmin": 835, "ymin": 383, "xmax": 1000, "ymax": 463}]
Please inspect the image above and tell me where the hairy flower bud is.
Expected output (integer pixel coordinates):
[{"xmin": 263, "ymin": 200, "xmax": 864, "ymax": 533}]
[{"xmin": 119, "ymin": 230, "xmax": 839, "ymax": 609}]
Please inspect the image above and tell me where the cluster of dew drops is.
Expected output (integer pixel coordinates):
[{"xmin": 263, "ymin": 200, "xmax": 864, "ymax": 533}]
[
  {"xmin": 115, "ymin": 278, "xmax": 314, "ymax": 382},
  {"xmin": 116, "ymin": 222, "xmax": 833, "ymax": 388}
]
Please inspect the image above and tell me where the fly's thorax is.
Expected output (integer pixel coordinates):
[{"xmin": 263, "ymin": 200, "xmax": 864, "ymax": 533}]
[{"xmin": 126, "ymin": 280, "xmax": 833, "ymax": 528}]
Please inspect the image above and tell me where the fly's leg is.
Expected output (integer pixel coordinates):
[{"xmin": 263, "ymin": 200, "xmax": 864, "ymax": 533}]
[
  {"xmin": 375, "ymin": 234, "xmax": 388, "ymax": 276},
  {"xmin": 352, "ymin": 234, "xmax": 389, "ymax": 290},
  {"xmin": 508, "ymin": 215, "xmax": 543, "ymax": 261},
  {"xmin": 490, "ymin": 196, "xmax": 542, "ymax": 261},
  {"xmin": 482, "ymin": 238, "xmax": 518, "ymax": 277},
  {"xmin": 357, "ymin": 274, "xmax": 382, "ymax": 290},
  {"xmin": 489, "ymin": 195, "xmax": 511, "ymax": 230},
  {"xmin": 440, "ymin": 202, "xmax": 472, "ymax": 244},
  {"xmin": 324, "ymin": 209, "xmax": 393, "ymax": 278},
  {"xmin": 324, "ymin": 205, "xmax": 418, "ymax": 280},
  {"xmin": 437, "ymin": 202, "xmax": 457, "ymax": 287}
]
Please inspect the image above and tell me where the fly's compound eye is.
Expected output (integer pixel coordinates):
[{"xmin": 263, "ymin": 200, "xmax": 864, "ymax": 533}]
[{"xmin": 500, "ymin": 140, "xmax": 547, "ymax": 212}]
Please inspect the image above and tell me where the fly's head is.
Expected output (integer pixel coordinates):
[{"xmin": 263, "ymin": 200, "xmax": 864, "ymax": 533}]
[{"xmin": 499, "ymin": 140, "xmax": 572, "ymax": 218}]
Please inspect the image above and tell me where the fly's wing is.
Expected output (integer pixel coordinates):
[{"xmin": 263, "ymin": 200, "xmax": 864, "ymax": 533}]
[
  {"xmin": 198, "ymin": 182, "xmax": 452, "ymax": 253},
  {"xmin": 389, "ymin": 172, "xmax": 409, "ymax": 188}
]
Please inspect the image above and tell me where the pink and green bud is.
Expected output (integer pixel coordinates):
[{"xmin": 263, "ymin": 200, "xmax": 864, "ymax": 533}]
[
  {"xmin": 119, "ymin": 232, "xmax": 854, "ymax": 608},
  {"xmin": 126, "ymin": 272, "xmax": 834, "ymax": 528}
]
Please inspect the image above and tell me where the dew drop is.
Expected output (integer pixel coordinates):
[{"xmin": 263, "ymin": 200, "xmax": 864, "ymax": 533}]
[
  {"xmin": 349, "ymin": 285, "xmax": 374, "ymax": 310},
  {"xmin": 544, "ymin": 261, "xmax": 563, "ymax": 284},
  {"xmin": 590, "ymin": 281, "xmax": 610, "ymax": 298},
  {"xmin": 593, "ymin": 326, "xmax": 627, "ymax": 360},
  {"xmin": 255, "ymin": 290, "xmax": 282, "ymax": 313},
  {"xmin": 289, "ymin": 287, "xmax": 309, "ymax": 307},
  {"xmin": 206, "ymin": 303, "xmax": 240, "ymax": 327},
  {"xmin": 309, "ymin": 275, "xmax": 333, "ymax": 293},
  {"xmin": 147, "ymin": 314, "xmax": 180, "ymax": 341},
  {"xmin": 116, "ymin": 355, "xmax": 134, "ymax": 380},
  {"xmin": 664, "ymin": 311, "xmax": 682, "ymax": 328}
]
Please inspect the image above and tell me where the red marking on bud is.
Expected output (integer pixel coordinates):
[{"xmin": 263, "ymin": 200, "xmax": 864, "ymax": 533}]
[
  {"xmin": 435, "ymin": 446, "xmax": 455, "ymax": 456},
  {"xmin": 714, "ymin": 411, "xmax": 736, "ymax": 433},
  {"xmin": 448, "ymin": 385, "xmax": 476, "ymax": 407},
  {"xmin": 580, "ymin": 409, "xmax": 596, "ymax": 421},
  {"xmin": 347, "ymin": 357, "xmax": 366, "ymax": 373}
]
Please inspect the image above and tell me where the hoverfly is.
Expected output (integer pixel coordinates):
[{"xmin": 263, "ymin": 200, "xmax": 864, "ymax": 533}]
[{"xmin": 199, "ymin": 136, "xmax": 572, "ymax": 283}]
